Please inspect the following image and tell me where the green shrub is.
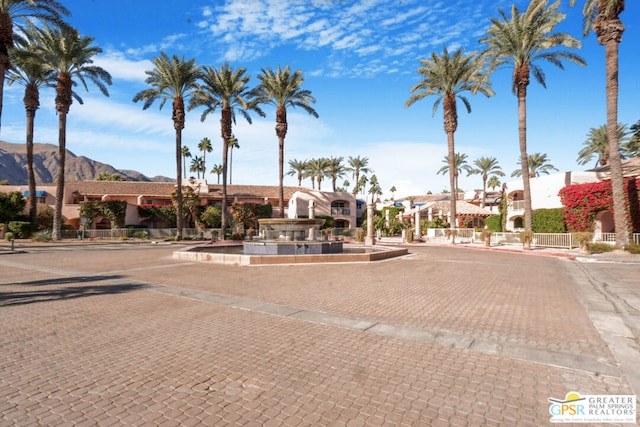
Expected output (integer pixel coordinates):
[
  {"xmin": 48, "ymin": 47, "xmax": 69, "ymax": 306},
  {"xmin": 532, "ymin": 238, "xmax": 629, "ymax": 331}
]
[
  {"xmin": 316, "ymin": 215, "xmax": 334, "ymax": 229},
  {"xmin": 588, "ymin": 243, "xmax": 615, "ymax": 253},
  {"xmin": 8, "ymin": 221, "xmax": 35, "ymax": 238},
  {"xmin": 485, "ymin": 215, "xmax": 502, "ymax": 232},
  {"xmin": 626, "ymin": 243, "xmax": 640, "ymax": 254},
  {"xmin": 200, "ymin": 206, "xmax": 222, "ymax": 228},
  {"xmin": 32, "ymin": 230, "xmax": 52, "ymax": 242},
  {"xmin": 132, "ymin": 230, "xmax": 149, "ymax": 239},
  {"xmin": 532, "ymin": 208, "xmax": 566, "ymax": 233},
  {"xmin": 4, "ymin": 231, "xmax": 14, "ymax": 241},
  {"xmin": 255, "ymin": 203, "xmax": 272, "ymax": 219}
]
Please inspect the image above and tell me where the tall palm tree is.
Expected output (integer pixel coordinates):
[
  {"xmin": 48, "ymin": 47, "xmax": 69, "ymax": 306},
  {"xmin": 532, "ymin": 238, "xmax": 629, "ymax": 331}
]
[
  {"xmin": 210, "ymin": 163, "xmax": 223, "ymax": 184},
  {"xmin": 347, "ymin": 155, "xmax": 371, "ymax": 197},
  {"xmin": 406, "ymin": 46, "xmax": 494, "ymax": 237},
  {"xmin": 437, "ymin": 152, "xmax": 472, "ymax": 197},
  {"xmin": 133, "ymin": 52, "xmax": 201, "ymax": 241},
  {"xmin": 188, "ymin": 62, "xmax": 263, "ymax": 238},
  {"xmin": 481, "ymin": 0, "xmax": 585, "ymax": 242},
  {"xmin": 368, "ymin": 174, "xmax": 382, "ymax": 204},
  {"xmin": 577, "ymin": 123, "xmax": 630, "ymax": 167},
  {"xmin": 487, "ymin": 175, "xmax": 502, "ymax": 191},
  {"xmin": 287, "ymin": 158, "xmax": 308, "ymax": 186},
  {"xmin": 228, "ymin": 134, "xmax": 239, "ymax": 185},
  {"xmin": 357, "ymin": 175, "xmax": 368, "ymax": 196},
  {"xmin": 35, "ymin": 25, "xmax": 111, "ymax": 240},
  {"xmin": 181, "ymin": 145, "xmax": 191, "ymax": 179},
  {"xmin": 6, "ymin": 32, "xmax": 53, "ymax": 223},
  {"xmin": 0, "ymin": 0, "xmax": 70, "ymax": 132},
  {"xmin": 306, "ymin": 157, "xmax": 330, "ymax": 191},
  {"xmin": 255, "ymin": 65, "xmax": 318, "ymax": 217},
  {"xmin": 466, "ymin": 156, "xmax": 505, "ymax": 207},
  {"xmin": 326, "ymin": 156, "xmax": 346, "ymax": 192},
  {"xmin": 197, "ymin": 137, "xmax": 212, "ymax": 176},
  {"xmin": 511, "ymin": 152, "xmax": 558, "ymax": 177},
  {"xmin": 190, "ymin": 155, "xmax": 204, "ymax": 179},
  {"xmin": 570, "ymin": 0, "xmax": 628, "ymax": 247}
]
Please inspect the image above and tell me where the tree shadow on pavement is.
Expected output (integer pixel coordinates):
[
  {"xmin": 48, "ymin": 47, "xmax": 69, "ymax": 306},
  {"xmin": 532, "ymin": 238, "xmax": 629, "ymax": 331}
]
[{"xmin": 0, "ymin": 276, "xmax": 147, "ymax": 307}]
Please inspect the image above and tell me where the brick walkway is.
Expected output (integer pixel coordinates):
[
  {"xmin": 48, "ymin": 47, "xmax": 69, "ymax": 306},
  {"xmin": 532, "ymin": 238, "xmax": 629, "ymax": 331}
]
[{"xmin": 0, "ymin": 242, "xmax": 637, "ymax": 426}]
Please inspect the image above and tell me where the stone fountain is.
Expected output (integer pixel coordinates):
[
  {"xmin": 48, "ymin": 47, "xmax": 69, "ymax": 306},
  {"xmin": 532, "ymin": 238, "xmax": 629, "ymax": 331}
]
[{"xmin": 242, "ymin": 199, "xmax": 343, "ymax": 255}]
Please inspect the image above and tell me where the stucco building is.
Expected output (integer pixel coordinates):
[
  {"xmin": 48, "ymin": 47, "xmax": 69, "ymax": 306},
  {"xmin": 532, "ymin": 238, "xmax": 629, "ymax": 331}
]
[{"xmin": 2, "ymin": 180, "xmax": 357, "ymax": 230}]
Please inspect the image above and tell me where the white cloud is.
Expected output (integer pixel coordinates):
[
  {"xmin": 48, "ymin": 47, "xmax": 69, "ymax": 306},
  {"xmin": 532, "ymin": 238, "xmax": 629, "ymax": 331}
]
[{"xmin": 94, "ymin": 51, "xmax": 153, "ymax": 82}]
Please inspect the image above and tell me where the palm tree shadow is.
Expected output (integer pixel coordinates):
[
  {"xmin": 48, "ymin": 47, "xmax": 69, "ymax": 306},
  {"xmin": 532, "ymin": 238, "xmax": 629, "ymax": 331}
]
[{"xmin": 0, "ymin": 275, "xmax": 147, "ymax": 307}]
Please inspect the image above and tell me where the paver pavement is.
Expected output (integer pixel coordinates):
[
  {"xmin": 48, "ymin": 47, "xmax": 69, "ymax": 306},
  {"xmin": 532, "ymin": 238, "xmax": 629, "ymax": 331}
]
[{"xmin": 0, "ymin": 242, "xmax": 638, "ymax": 426}]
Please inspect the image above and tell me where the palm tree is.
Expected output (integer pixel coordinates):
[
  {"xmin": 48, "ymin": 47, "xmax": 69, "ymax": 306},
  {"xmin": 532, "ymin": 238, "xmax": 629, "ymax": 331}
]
[
  {"xmin": 0, "ymin": 0, "xmax": 70, "ymax": 132},
  {"xmin": 188, "ymin": 62, "xmax": 263, "ymax": 238},
  {"xmin": 35, "ymin": 25, "xmax": 111, "ymax": 240},
  {"xmin": 466, "ymin": 156, "xmax": 505, "ymax": 207},
  {"xmin": 406, "ymin": 46, "xmax": 494, "ymax": 237},
  {"xmin": 570, "ymin": 0, "xmax": 628, "ymax": 248},
  {"xmin": 287, "ymin": 158, "xmax": 308, "ymax": 186},
  {"xmin": 228, "ymin": 134, "xmax": 239, "ymax": 184},
  {"xmin": 437, "ymin": 152, "xmax": 472, "ymax": 197},
  {"xmin": 347, "ymin": 155, "xmax": 371, "ymax": 197},
  {"xmin": 487, "ymin": 175, "xmax": 502, "ymax": 191},
  {"xmin": 481, "ymin": 0, "xmax": 585, "ymax": 243},
  {"xmin": 181, "ymin": 145, "xmax": 191, "ymax": 179},
  {"xmin": 6, "ymin": 32, "xmax": 53, "ymax": 223},
  {"xmin": 133, "ymin": 52, "xmax": 200, "ymax": 241},
  {"xmin": 210, "ymin": 163, "xmax": 223, "ymax": 184},
  {"xmin": 389, "ymin": 186, "xmax": 397, "ymax": 200},
  {"xmin": 577, "ymin": 123, "xmax": 630, "ymax": 167},
  {"xmin": 357, "ymin": 175, "xmax": 368, "ymax": 196},
  {"xmin": 197, "ymin": 137, "xmax": 212, "ymax": 176},
  {"xmin": 511, "ymin": 153, "xmax": 559, "ymax": 177},
  {"xmin": 190, "ymin": 155, "xmax": 204, "ymax": 179},
  {"xmin": 326, "ymin": 156, "xmax": 346, "ymax": 192},
  {"xmin": 306, "ymin": 157, "xmax": 330, "ymax": 191},
  {"xmin": 255, "ymin": 65, "xmax": 318, "ymax": 217},
  {"xmin": 368, "ymin": 174, "xmax": 382, "ymax": 204}
]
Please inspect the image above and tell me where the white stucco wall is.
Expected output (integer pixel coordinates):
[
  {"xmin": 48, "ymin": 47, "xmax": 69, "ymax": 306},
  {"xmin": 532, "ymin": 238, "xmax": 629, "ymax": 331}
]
[{"xmin": 504, "ymin": 171, "xmax": 601, "ymax": 229}]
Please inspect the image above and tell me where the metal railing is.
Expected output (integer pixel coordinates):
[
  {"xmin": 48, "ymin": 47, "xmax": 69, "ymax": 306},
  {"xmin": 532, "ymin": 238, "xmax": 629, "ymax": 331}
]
[{"xmin": 331, "ymin": 207, "xmax": 351, "ymax": 216}]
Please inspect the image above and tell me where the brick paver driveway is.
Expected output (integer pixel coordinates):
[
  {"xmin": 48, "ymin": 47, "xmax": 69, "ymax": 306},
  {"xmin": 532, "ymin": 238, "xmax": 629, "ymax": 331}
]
[{"xmin": 0, "ymin": 242, "xmax": 636, "ymax": 426}]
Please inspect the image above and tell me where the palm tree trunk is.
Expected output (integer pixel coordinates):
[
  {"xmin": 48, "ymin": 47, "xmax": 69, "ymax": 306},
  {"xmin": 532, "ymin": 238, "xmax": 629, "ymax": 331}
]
[
  {"xmin": 221, "ymin": 107, "xmax": 232, "ymax": 236},
  {"xmin": 278, "ymin": 137, "xmax": 285, "ymax": 217},
  {"xmin": 447, "ymin": 131, "xmax": 457, "ymax": 242},
  {"xmin": 52, "ymin": 113, "xmax": 67, "ymax": 240},
  {"xmin": 26, "ymin": 108, "xmax": 37, "ymax": 223},
  {"xmin": 518, "ymin": 91, "xmax": 533, "ymax": 249},
  {"xmin": 604, "ymin": 38, "xmax": 628, "ymax": 248},
  {"xmin": 229, "ymin": 147, "xmax": 233, "ymax": 185},
  {"xmin": 481, "ymin": 175, "xmax": 487, "ymax": 209},
  {"xmin": 444, "ymin": 93, "xmax": 458, "ymax": 243},
  {"xmin": 0, "ymin": 58, "xmax": 6, "ymax": 133},
  {"xmin": 175, "ymin": 129, "xmax": 183, "ymax": 240}
]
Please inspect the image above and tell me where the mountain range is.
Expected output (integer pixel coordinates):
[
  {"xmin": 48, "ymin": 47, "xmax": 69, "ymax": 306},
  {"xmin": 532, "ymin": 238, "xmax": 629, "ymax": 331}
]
[{"xmin": 0, "ymin": 141, "xmax": 174, "ymax": 184}]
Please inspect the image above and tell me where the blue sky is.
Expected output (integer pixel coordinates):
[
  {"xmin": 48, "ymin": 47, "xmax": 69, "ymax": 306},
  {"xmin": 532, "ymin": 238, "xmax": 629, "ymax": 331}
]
[{"xmin": 2, "ymin": 0, "xmax": 639, "ymax": 199}]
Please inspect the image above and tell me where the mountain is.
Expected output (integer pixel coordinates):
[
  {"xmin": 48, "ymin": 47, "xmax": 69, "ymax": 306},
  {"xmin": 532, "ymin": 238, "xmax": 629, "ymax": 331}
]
[{"xmin": 0, "ymin": 141, "xmax": 174, "ymax": 184}]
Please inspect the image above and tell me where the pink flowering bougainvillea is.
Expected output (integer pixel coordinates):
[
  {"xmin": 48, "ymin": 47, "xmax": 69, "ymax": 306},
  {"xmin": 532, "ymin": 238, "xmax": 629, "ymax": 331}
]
[{"xmin": 558, "ymin": 178, "xmax": 640, "ymax": 232}]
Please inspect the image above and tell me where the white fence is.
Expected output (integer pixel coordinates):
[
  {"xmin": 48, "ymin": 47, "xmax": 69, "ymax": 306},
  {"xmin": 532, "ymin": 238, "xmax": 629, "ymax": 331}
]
[
  {"xmin": 58, "ymin": 226, "xmax": 640, "ymax": 249},
  {"xmin": 422, "ymin": 228, "xmax": 640, "ymax": 250}
]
